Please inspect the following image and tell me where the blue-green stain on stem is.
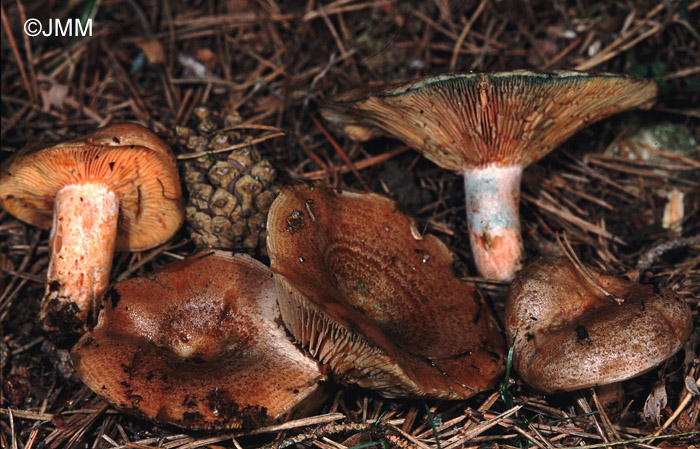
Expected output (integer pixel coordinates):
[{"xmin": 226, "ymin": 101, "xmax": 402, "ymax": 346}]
[{"xmin": 463, "ymin": 166, "xmax": 521, "ymax": 233}]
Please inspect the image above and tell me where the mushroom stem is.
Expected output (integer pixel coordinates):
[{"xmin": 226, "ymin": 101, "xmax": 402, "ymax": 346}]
[
  {"xmin": 463, "ymin": 164, "xmax": 523, "ymax": 281},
  {"xmin": 42, "ymin": 183, "xmax": 119, "ymax": 337}
]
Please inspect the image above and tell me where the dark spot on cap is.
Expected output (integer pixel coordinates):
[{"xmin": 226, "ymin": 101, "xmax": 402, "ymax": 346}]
[
  {"xmin": 109, "ymin": 161, "xmax": 115, "ymax": 171},
  {"xmin": 182, "ymin": 395, "xmax": 198, "ymax": 408},
  {"xmin": 182, "ymin": 411, "xmax": 204, "ymax": 423},
  {"xmin": 575, "ymin": 325, "xmax": 589, "ymax": 342}
]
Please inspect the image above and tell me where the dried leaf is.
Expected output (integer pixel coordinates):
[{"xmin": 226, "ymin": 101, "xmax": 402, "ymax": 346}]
[
  {"xmin": 39, "ymin": 81, "xmax": 68, "ymax": 112},
  {"xmin": 685, "ymin": 376, "xmax": 700, "ymax": 397},
  {"xmin": 135, "ymin": 39, "xmax": 166, "ymax": 65},
  {"xmin": 643, "ymin": 381, "xmax": 668, "ymax": 422}
]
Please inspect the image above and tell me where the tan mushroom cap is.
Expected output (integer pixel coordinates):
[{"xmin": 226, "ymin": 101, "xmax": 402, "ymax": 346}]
[
  {"xmin": 505, "ymin": 256, "xmax": 693, "ymax": 393},
  {"xmin": 321, "ymin": 71, "xmax": 658, "ymax": 281},
  {"xmin": 321, "ymin": 71, "xmax": 658, "ymax": 170},
  {"xmin": 267, "ymin": 182, "xmax": 506, "ymax": 399},
  {"xmin": 71, "ymin": 251, "xmax": 325, "ymax": 429},
  {"xmin": 0, "ymin": 123, "xmax": 184, "ymax": 251}
]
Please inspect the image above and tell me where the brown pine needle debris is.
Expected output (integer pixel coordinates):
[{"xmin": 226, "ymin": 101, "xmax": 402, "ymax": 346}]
[{"xmin": 1, "ymin": 1, "xmax": 698, "ymax": 448}]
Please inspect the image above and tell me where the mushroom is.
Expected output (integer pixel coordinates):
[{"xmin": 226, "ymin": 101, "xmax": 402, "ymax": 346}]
[
  {"xmin": 266, "ymin": 181, "xmax": 505, "ymax": 399},
  {"xmin": 70, "ymin": 251, "xmax": 326, "ymax": 429},
  {"xmin": 0, "ymin": 123, "xmax": 184, "ymax": 340},
  {"xmin": 321, "ymin": 71, "xmax": 658, "ymax": 280},
  {"xmin": 504, "ymin": 256, "xmax": 692, "ymax": 393}
]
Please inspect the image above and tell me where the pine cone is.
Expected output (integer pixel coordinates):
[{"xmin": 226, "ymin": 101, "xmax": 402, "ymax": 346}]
[{"xmin": 177, "ymin": 108, "xmax": 280, "ymax": 254}]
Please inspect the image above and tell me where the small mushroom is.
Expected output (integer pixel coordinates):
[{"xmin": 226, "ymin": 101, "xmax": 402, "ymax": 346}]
[
  {"xmin": 71, "ymin": 251, "xmax": 325, "ymax": 429},
  {"xmin": 266, "ymin": 182, "xmax": 505, "ymax": 399},
  {"xmin": 321, "ymin": 71, "xmax": 658, "ymax": 280},
  {"xmin": 505, "ymin": 256, "xmax": 693, "ymax": 393},
  {"xmin": 0, "ymin": 123, "xmax": 184, "ymax": 341}
]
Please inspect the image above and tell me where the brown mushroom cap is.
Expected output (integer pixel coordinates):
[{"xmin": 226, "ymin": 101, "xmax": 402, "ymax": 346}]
[
  {"xmin": 71, "ymin": 251, "xmax": 325, "ymax": 429},
  {"xmin": 0, "ymin": 123, "xmax": 184, "ymax": 251},
  {"xmin": 321, "ymin": 71, "xmax": 658, "ymax": 281},
  {"xmin": 321, "ymin": 71, "xmax": 658, "ymax": 170},
  {"xmin": 505, "ymin": 256, "xmax": 693, "ymax": 393},
  {"xmin": 267, "ymin": 182, "xmax": 505, "ymax": 399}
]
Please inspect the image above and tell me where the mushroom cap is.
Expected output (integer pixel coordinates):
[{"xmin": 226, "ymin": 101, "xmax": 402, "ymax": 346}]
[
  {"xmin": 321, "ymin": 71, "xmax": 658, "ymax": 170},
  {"xmin": 70, "ymin": 251, "xmax": 325, "ymax": 429},
  {"xmin": 505, "ymin": 256, "xmax": 693, "ymax": 393},
  {"xmin": 267, "ymin": 182, "xmax": 506, "ymax": 399},
  {"xmin": 0, "ymin": 123, "xmax": 184, "ymax": 251}
]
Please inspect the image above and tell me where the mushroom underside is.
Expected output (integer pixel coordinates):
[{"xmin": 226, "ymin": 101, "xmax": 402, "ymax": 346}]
[{"xmin": 267, "ymin": 182, "xmax": 506, "ymax": 399}]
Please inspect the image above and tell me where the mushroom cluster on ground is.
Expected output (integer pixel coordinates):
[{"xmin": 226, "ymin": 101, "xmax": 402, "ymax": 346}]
[{"xmin": 0, "ymin": 69, "xmax": 693, "ymax": 432}]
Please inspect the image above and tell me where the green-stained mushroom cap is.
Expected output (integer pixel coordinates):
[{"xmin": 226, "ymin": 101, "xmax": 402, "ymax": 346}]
[
  {"xmin": 266, "ymin": 181, "xmax": 506, "ymax": 399},
  {"xmin": 322, "ymin": 71, "xmax": 658, "ymax": 281}
]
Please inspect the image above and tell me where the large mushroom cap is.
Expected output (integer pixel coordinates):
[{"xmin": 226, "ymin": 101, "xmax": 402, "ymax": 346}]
[
  {"xmin": 505, "ymin": 256, "xmax": 693, "ymax": 393},
  {"xmin": 321, "ymin": 71, "xmax": 658, "ymax": 282},
  {"xmin": 267, "ymin": 182, "xmax": 505, "ymax": 399},
  {"xmin": 321, "ymin": 70, "xmax": 658, "ymax": 170},
  {"xmin": 71, "ymin": 251, "xmax": 325, "ymax": 429},
  {"xmin": 0, "ymin": 122, "xmax": 184, "ymax": 251}
]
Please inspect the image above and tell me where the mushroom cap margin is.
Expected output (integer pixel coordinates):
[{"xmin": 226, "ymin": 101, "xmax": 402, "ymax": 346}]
[{"xmin": 321, "ymin": 70, "xmax": 658, "ymax": 170}]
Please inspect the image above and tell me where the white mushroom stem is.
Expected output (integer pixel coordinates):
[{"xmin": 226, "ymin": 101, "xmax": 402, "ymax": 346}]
[
  {"xmin": 463, "ymin": 164, "xmax": 523, "ymax": 281},
  {"xmin": 41, "ymin": 183, "xmax": 119, "ymax": 333}
]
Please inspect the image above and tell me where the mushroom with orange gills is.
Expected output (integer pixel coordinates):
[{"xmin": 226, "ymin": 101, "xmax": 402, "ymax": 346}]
[
  {"xmin": 0, "ymin": 123, "xmax": 184, "ymax": 343},
  {"xmin": 505, "ymin": 255, "xmax": 692, "ymax": 394},
  {"xmin": 71, "ymin": 251, "xmax": 326, "ymax": 429},
  {"xmin": 266, "ymin": 181, "xmax": 506, "ymax": 399},
  {"xmin": 321, "ymin": 71, "xmax": 658, "ymax": 281}
]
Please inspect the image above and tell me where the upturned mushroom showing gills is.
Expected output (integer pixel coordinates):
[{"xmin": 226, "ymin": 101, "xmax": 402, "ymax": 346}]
[
  {"xmin": 0, "ymin": 123, "xmax": 184, "ymax": 341},
  {"xmin": 71, "ymin": 251, "xmax": 325, "ymax": 429},
  {"xmin": 321, "ymin": 71, "xmax": 658, "ymax": 281},
  {"xmin": 505, "ymin": 256, "xmax": 692, "ymax": 393},
  {"xmin": 266, "ymin": 181, "xmax": 505, "ymax": 399}
]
